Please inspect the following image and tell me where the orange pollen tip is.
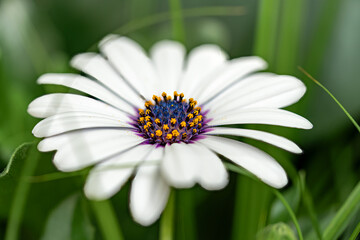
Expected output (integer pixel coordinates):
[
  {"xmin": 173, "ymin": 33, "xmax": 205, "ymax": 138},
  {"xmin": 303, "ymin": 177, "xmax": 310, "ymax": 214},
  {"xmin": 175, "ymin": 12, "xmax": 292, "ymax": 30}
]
[
  {"xmin": 172, "ymin": 130, "xmax": 180, "ymax": 137},
  {"xmin": 166, "ymin": 134, "xmax": 173, "ymax": 140},
  {"xmin": 166, "ymin": 96, "xmax": 171, "ymax": 101},
  {"xmin": 162, "ymin": 92, "xmax": 167, "ymax": 97},
  {"xmin": 174, "ymin": 91, "xmax": 178, "ymax": 97},
  {"xmin": 156, "ymin": 130, "xmax": 163, "ymax": 136},
  {"xmin": 180, "ymin": 93, "xmax": 184, "ymax": 97}
]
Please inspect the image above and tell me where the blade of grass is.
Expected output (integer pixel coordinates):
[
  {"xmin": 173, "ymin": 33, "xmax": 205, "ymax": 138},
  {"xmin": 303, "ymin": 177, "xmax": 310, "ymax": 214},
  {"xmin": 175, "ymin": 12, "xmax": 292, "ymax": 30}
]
[
  {"xmin": 5, "ymin": 143, "xmax": 40, "ymax": 240},
  {"xmin": 253, "ymin": 0, "xmax": 281, "ymax": 69},
  {"xmin": 298, "ymin": 67, "xmax": 360, "ymax": 133},
  {"xmin": 272, "ymin": 190, "xmax": 304, "ymax": 240},
  {"xmin": 225, "ymin": 163, "xmax": 304, "ymax": 240},
  {"xmin": 299, "ymin": 171, "xmax": 322, "ymax": 240},
  {"xmin": 169, "ymin": 0, "xmax": 185, "ymax": 43},
  {"xmin": 276, "ymin": 0, "xmax": 305, "ymax": 74},
  {"xmin": 349, "ymin": 221, "xmax": 360, "ymax": 240},
  {"xmin": 90, "ymin": 200, "xmax": 124, "ymax": 240},
  {"xmin": 160, "ymin": 190, "xmax": 175, "ymax": 240},
  {"xmin": 322, "ymin": 181, "xmax": 360, "ymax": 240}
]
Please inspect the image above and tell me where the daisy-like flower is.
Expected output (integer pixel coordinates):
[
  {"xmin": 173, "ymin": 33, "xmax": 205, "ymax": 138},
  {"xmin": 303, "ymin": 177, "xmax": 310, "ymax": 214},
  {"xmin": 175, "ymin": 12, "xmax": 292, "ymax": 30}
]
[{"xmin": 28, "ymin": 35, "xmax": 312, "ymax": 226}]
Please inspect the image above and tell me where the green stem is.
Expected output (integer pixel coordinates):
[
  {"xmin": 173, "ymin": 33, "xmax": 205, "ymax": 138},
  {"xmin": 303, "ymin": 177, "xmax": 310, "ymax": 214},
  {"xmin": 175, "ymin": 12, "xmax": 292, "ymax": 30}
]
[
  {"xmin": 299, "ymin": 67, "xmax": 360, "ymax": 133},
  {"xmin": 322, "ymin": 182, "xmax": 360, "ymax": 240},
  {"xmin": 90, "ymin": 200, "xmax": 124, "ymax": 240},
  {"xmin": 5, "ymin": 144, "xmax": 40, "ymax": 240},
  {"xmin": 349, "ymin": 221, "xmax": 360, "ymax": 240},
  {"xmin": 160, "ymin": 190, "xmax": 175, "ymax": 240},
  {"xmin": 253, "ymin": 0, "xmax": 281, "ymax": 69},
  {"xmin": 272, "ymin": 189, "xmax": 304, "ymax": 240},
  {"xmin": 275, "ymin": 0, "xmax": 305, "ymax": 74},
  {"xmin": 169, "ymin": 0, "xmax": 186, "ymax": 43}
]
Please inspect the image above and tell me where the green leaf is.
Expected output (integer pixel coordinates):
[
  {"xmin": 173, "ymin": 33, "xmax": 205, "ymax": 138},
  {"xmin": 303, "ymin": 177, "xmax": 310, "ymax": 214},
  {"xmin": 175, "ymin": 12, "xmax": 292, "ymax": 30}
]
[{"xmin": 41, "ymin": 194, "xmax": 95, "ymax": 240}]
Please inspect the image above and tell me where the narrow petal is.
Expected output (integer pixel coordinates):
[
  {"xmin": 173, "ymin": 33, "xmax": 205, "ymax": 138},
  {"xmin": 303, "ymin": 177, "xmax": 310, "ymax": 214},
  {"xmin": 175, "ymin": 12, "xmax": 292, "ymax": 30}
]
[
  {"xmin": 207, "ymin": 127, "xmax": 302, "ymax": 154},
  {"xmin": 38, "ymin": 129, "xmax": 143, "ymax": 171},
  {"xmin": 162, "ymin": 143, "xmax": 228, "ymax": 190},
  {"xmin": 194, "ymin": 57, "xmax": 268, "ymax": 103},
  {"xmin": 37, "ymin": 73, "xmax": 135, "ymax": 114},
  {"xmin": 28, "ymin": 94, "xmax": 127, "ymax": 119},
  {"xmin": 84, "ymin": 144, "xmax": 154, "ymax": 200},
  {"xmin": 200, "ymin": 136, "xmax": 288, "ymax": 188},
  {"xmin": 208, "ymin": 74, "xmax": 306, "ymax": 113},
  {"xmin": 99, "ymin": 35, "xmax": 158, "ymax": 99},
  {"xmin": 150, "ymin": 40, "xmax": 186, "ymax": 94},
  {"xmin": 32, "ymin": 112, "xmax": 132, "ymax": 138},
  {"xmin": 130, "ymin": 148, "xmax": 168, "ymax": 226},
  {"xmin": 162, "ymin": 143, "xmax": 197, "ymax": 188},
  {"xmin": 178, "ymin": 44, "xmax": 228, "ymax": 96},
  {"xmin": 207, "ymin": 108, "xmax": 313, "ymax": 129},
  {"xmin": 70, "ymin": 53, "xmax": 143, "ymax": 107}
]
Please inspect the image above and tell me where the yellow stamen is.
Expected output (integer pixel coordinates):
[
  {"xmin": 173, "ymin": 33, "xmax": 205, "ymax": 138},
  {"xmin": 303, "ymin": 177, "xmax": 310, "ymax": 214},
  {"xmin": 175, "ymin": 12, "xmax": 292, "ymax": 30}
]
[
  {"xmin": 166, "ymin": 134, "xmax": 173, "ymax": 140},
  {"xmin": 155, "ymin": 118, "xmax": 160, "ymax": 124},
  {"xmin": 197, "ymin": 115, "xmax": 203, "ymax": 121},
  {"xmin": 182, "ymin": 133, "xmax": 187, "ymax": 139},
  {"xmin": 187, "ymin": 113, "xmax": 194, "ymax": 119},
  {"xmin": 163, "ymin": 124, "xmax": 169, "ymax": 131},
  {"xmin": 139, "ymin": 109, "xmax": 145, "ymax": 116},
  {"xmin": 167, "ymin": 96, "xmax": 172, "ymax": 101},
  {"xmin": 192, "ymin": 129, "xmax": 197, "ymax": 134},
  {"xmin": 193, "ymin": 110, "xmax": 199, "ymax": 116},
  {"xmin": 189, "ymin": 122, "xmax": 195, "ymax": 127},
  {"xmin": 172, "ymin": 130, "xmax": 180, "ymax": 137},
  {"xmin": 174, "ymin": 91, "xmax": 179, "ymax": 97},
  {"xmin": 193, "ymin": 119, "xmax": 199, "ymax": 124},
  {"xmin": 170, "ymin": 118, "xmax": 177, "ymax": 125},
  {"xmin": 156, "ymin": 130, "xmax": 163, "ymax": 136},
  {"xmin": 139, "ymin": 117, "xmax": 145, "ymax": 123},
  {"xmin": 145, "ymin": 116, "xmax": 151, "ymax": 122},
  {"xmin": 162, "ymin": 92, "xmax": 167, "ymax": 99},
  {"xmin": 150, "ymin": 133, "xmax": 154, "ymax": 138},
  {"xmin": 143, "ymin": 125, "xmax": 149, "ymax": 131},
  {"xmin": 146, "ymin": 122, "xmax": 152, "ymax": 128},
  {"xmin": 145, "ymin": 109, "xmax": 151, "ymax": 115},
  {"xmin": 180, "ymin": 121, "xmax": 186, "ymax": 128}
]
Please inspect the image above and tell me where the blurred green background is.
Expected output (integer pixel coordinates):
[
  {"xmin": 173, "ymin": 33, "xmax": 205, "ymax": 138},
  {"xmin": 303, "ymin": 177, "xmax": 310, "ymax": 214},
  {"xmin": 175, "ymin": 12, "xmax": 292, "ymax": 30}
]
[{"xmin": 0, "ymin": 0, "xmax": 359, "ymax": 239}]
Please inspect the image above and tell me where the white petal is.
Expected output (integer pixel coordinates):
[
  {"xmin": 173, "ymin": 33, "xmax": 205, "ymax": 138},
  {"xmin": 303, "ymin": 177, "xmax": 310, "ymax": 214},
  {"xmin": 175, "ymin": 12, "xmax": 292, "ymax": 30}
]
[
  {"xmin": 162, "ymin": 143, "xmax": 197, "ymax": 188},
  {"xmin": 195, "ymin": 56, "xmax": 268, "ymax": 103},
  {"xmin": 190, "ymin": 144, "xmax": 229, "ymax": 190},
  {"xmin": 28, "ymin": 93, "xmax": 128, "ymax": 119},
  {"xmin": 199, "ymin": 136, "xmax": 288, "ymax": 188},
  {"xmin": 37, "ymin": 73, "xmax": 135, "ymax": 114},
  {"xmin": 150, "ymin": 40, "xmax": 186, "ymax": 94},
  {"xmin": 32, "ymin": 112, "xmax": 132, "ymax": 138},
  {"xmin": 130, "ymin": 160, "xmax": 169, "ymax": 226},
  {"xmin": 99, "ymin": 35, "xmax": 158, "ymax": 99},
  {"xmin": 207, "ymin": 108, "xmax": 313, "ymax": 129},
  {"xmin": 84, "ymin": 144, "xmax": 154, "ymax": 200},
  {"xmin": 38, "ymin": 129, "xmax": 143, "ymax": 171},
  {"xmin": 70, "ymin": 53, "xmax": 143, "ymax": 107},
  {"xmin": 162, "ymin": 143, "xmax": 228, "ymax": 190},
  {"xmin": 208, "ymin": 74, "xmax": 306, "ymax": 113},
  {"xmin": 207, "ymin": 127, "xmax": 302, "ymax": 154},
  {"xmin": 178, "ymin": 44, "xmax": 228, "ymax": 96}
]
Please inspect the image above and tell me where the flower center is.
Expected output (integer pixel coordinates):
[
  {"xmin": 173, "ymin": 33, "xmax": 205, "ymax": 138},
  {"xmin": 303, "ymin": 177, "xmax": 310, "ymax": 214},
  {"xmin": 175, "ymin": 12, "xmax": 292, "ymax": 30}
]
[{"xmin": 135, "ymin": 92, "xmax": 206, "ymax": 145}]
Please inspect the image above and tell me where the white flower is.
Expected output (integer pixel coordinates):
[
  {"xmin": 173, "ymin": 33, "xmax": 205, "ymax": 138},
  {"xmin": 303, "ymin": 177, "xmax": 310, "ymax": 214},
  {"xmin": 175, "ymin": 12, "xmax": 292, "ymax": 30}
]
[{"xmin": 28, "ymin": 35, "xmax": 312, "ymax": 226}]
